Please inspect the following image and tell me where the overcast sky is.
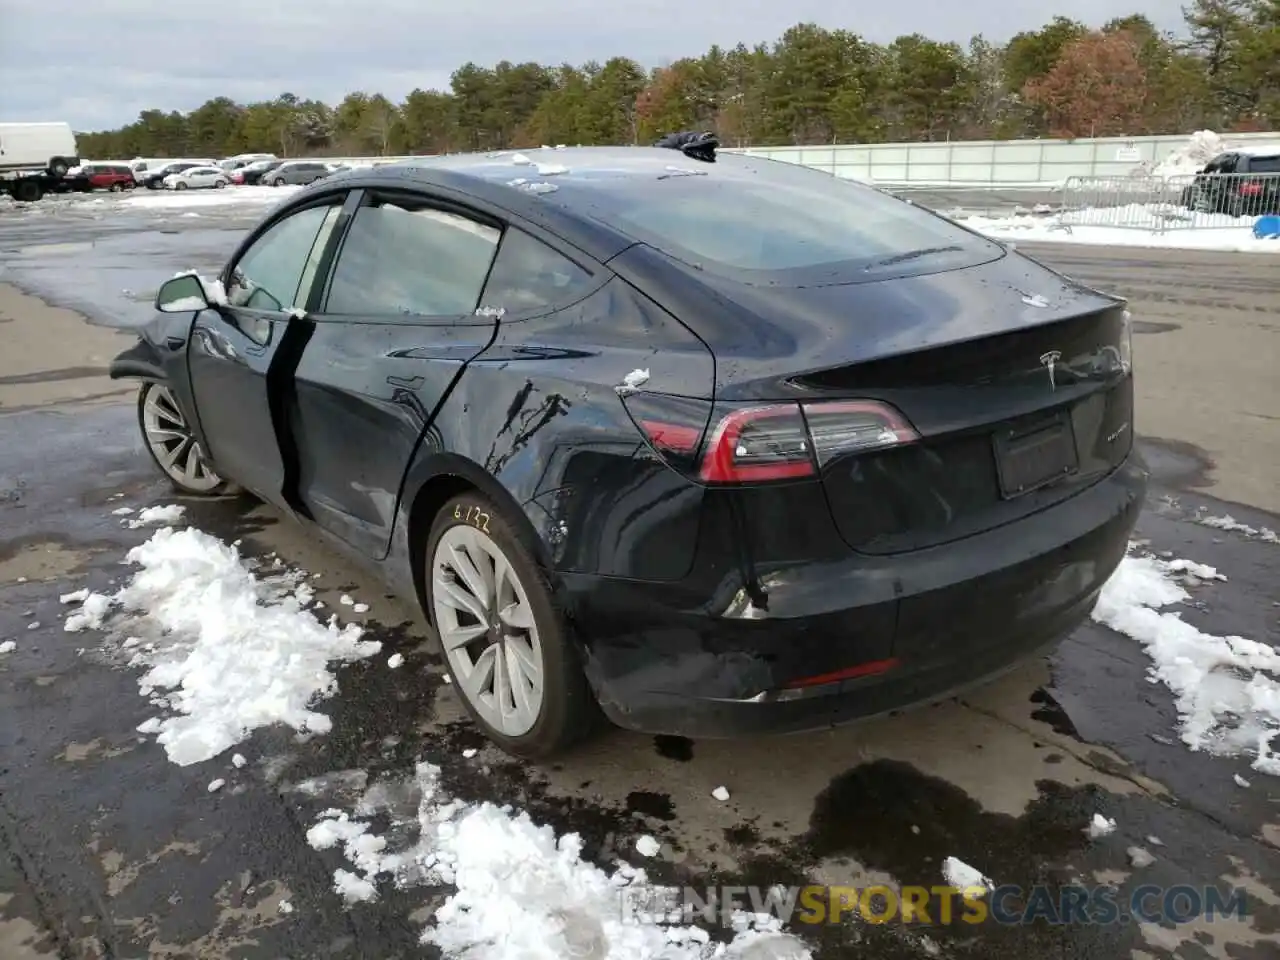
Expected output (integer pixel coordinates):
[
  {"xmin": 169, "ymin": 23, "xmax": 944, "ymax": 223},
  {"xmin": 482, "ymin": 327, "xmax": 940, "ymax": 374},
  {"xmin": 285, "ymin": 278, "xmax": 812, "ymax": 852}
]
[{"xmin": 1, "ymin": 0, "xmax": 1188, "ymax": 132}]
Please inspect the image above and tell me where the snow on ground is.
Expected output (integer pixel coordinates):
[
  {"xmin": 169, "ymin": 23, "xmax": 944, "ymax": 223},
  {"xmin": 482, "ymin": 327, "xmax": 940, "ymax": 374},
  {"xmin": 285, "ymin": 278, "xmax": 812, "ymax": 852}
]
[
  {"xmin": 121, "ymin": 185, "xmax": 300, "ymax": 209},
  {"xmin": 1195, "ymin": 512, "xmax": 1280, "ymax": 544},
  {"xmin": 1091, "ymin": 548, "xmax": 1280, "ymax": 777},
  {"xmin": 61, "ymin": 522, "xmax": 381, "ymax": 765},
  {"xmin": 308, "ymin": 762, "xmax": 814, "ymax": 959},
  {"xmin": 1145, "ymin": 130, "xmax": 1228, "ymax": 179},
  {"xmin": 961, "ymin": 207, "xmax": 1280, "ymax": 252},
  {"xmin": 942, "ymin": 856, "xmax": 993, "ymax": 890}
]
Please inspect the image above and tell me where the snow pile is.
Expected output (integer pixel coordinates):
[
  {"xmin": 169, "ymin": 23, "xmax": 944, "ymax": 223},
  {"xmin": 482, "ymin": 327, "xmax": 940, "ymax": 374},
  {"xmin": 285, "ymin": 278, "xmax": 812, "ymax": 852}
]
[
  {"xmin": 1196, "ymin": 512, "xmax": 1280, "ymax": 544},
  {"xmin": 310, "ymin": 762, "xmax": 813, "ymax": 958},
  {"xmin": 61, "ymin": 526, "xmax": 381, "ymax": 765},
  {"xmin": 960, "ymin": 208, "xmax": 1280, "ymax": 252},
  {"xmin": 121, "ymin": 185, "xmax": 299, "ymax": 209},
  {"xmin": 1091, "ymin": 549, "xmax": 1280, "ymax": 776},
  {"xmin": 1147, "ymin": 130, "xmax": 1226, "ymax": 178},
  {"xmin": 942, "ymin": 856, "xmax": 994, "ymax": 890},
  {"xmin": 1086, "ymin": 814, "xmax": 1117, "ymax": 839},
  {"xmin": 126, "ymin": 504, "xmax": 186, "ymax": 528}
]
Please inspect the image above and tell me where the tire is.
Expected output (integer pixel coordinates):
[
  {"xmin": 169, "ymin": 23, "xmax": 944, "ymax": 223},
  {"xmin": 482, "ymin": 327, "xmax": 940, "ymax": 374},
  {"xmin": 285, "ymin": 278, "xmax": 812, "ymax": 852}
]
[
  {"xmin": 175, "ymin": 182, "xmax": 187, "ymax": 191},
  {"xmin": 425, "ymin": 492, "xmax": 598, "ymax": 760},
  {"xmin": 214, "ymin": 180, "xmax": 226, "ymax": 189},
  {"xmin": 137, "ymin": 382, "xmax": 232, "ymax": 496},
  {"xmin": 273, "ymin": 177, "xmax": 286, "ymax": 187},
  {"xmin": 13, "ymin": 179, "xmax": 42, "ymax": 203},
  {"xmin": 109, "ymin": 183, "xmax": 122, "ymax": 193},
  {"xmin": 48, "ymin": 158, "xmax": 70, "ymax": 178}
]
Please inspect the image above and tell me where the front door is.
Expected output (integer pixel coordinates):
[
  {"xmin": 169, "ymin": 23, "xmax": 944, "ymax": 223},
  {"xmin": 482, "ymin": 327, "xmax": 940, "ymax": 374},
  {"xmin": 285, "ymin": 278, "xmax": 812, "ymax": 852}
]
[{"xmin": 185, "ymin": 196, "xmax": 346, "ymax": 510}]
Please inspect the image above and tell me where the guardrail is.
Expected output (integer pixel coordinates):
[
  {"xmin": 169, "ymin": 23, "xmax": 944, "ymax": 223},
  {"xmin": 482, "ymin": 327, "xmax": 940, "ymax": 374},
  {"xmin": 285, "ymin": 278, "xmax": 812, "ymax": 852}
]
[{"xmin": 1057, "ymin": 173, "xmax": 1280, "ymax": 233}]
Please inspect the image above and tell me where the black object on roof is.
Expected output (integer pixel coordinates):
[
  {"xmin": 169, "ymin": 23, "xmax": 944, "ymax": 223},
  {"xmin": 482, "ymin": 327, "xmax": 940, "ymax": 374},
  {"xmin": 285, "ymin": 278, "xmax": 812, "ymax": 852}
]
[{"xmin": 654, "ymin": 131, "xmax": 718, "ymax": 163}]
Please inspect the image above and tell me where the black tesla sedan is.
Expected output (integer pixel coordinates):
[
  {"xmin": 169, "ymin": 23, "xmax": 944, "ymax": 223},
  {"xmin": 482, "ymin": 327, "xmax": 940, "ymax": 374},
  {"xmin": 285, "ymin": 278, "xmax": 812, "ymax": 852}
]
[{"xmin": 109, "ymin": 143, "xmax": 1146, "ymax": 760}]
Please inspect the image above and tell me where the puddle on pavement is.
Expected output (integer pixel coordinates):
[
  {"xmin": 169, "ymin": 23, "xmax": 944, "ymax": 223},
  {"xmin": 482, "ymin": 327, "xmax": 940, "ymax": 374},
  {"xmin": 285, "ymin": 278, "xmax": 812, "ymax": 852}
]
[{"xmin": 0, "ymin": 536, "xmax": 111, "ymax": 581}]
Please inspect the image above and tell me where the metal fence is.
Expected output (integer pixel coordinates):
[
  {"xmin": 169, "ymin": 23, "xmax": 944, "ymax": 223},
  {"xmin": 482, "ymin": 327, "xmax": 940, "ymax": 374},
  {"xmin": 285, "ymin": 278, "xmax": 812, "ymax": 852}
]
[{"xmin": 1056, "ymin": 173, "xmax": 1280, "ymax": 234}]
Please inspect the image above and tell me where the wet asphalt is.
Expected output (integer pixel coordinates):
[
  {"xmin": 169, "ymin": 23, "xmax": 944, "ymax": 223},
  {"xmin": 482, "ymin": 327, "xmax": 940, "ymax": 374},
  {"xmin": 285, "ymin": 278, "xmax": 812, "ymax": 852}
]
[{"xmin": 1, "ymin": 191, "xmax": 1278, "ymax": 960}]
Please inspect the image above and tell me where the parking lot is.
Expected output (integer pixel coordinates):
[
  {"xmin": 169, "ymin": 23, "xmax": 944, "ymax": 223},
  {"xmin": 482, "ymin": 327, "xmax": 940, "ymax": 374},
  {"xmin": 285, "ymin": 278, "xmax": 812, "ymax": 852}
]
[{"xmin": 1, "ymin": 190, "xmax": 1278, "ymax": 960}]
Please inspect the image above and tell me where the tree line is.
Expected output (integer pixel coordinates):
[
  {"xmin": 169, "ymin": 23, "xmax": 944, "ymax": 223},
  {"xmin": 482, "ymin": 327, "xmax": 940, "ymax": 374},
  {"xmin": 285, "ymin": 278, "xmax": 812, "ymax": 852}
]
[{"xmin": 76, "ymin": 1, "xmax": 1280, "ymax": 161}]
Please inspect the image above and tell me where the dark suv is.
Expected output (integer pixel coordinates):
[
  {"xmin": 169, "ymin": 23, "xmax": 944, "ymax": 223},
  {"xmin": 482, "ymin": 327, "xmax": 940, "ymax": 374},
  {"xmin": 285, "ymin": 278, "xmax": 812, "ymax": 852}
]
[{"xmin": 1186, "ymin": 148, "xmax": 1280, "ymax": 217}]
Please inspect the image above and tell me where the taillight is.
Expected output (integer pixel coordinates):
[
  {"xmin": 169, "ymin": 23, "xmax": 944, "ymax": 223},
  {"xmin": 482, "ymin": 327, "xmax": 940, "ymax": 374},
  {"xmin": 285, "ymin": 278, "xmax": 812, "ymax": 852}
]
[
  {"xmin": 1239, "ymin": 181, "xmax": 1263, "ymax": 196},
  {"xmin": 622, "ymin": 394, "xmax": 918, "ymax": 485}
]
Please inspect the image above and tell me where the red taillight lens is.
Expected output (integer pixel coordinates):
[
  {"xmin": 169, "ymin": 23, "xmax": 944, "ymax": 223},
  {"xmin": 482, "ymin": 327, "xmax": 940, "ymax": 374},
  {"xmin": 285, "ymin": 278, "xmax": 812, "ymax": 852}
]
[
  {"xmin": 1240, "ymin": 182, "xmax": 1263, "ymax": 196},
  {"xmin": 625, "ymin": 394, "xmax": 918, "ymax": 486}
]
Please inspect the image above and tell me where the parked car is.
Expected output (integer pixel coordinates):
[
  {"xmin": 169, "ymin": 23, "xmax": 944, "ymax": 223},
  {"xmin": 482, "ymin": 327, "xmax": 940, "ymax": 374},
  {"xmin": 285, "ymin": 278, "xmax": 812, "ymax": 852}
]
[
  {"xmin": 78, "ymin": 162, "xmax": 136, "ymax": 191},
  {"xmin": 1186, "ymin": 146, "xmax": 1280, "ymax": 217},
  {"xmin": 231, "ymin": 159, "xmax": 284, "ymax": 185},
  {"xmin": 109, "ymin": 144, "xmax": 1145, "ymax": 760},
  {"xmin": 266, "ymin": 160, "xmax": 334, "ymax": 186},
  {"xmin": 163, "ymin": 166, "xmax": 231, "ymax": 190},
  {"xmin": 139, "ymin": 161, "xmax": 214, "ymax": 189},
  {"xmin": 219, "ymin": 152, "xmax": 278, "ymax": 172}
]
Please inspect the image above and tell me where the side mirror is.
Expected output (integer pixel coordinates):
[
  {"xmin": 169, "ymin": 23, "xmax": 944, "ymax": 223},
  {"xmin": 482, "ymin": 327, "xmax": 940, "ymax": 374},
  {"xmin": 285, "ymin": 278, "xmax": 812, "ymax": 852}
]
[{"xmin": 156, "ymin": 274, "xmax": 210, "ymax": 313}]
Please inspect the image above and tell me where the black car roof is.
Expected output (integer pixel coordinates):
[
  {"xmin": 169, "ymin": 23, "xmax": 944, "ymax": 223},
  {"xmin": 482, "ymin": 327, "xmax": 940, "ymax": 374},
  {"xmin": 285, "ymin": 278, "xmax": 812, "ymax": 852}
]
[{"xmin": 311, "ymin": 146, "xmax": 811, "ymax": 262}]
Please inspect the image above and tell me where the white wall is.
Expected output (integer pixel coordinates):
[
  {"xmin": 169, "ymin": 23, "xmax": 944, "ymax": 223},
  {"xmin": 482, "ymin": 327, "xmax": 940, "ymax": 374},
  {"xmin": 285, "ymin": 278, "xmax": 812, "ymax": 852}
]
[{"xmin": 728, "ymin": 132, "xmax": 1280, "ymax": 186}]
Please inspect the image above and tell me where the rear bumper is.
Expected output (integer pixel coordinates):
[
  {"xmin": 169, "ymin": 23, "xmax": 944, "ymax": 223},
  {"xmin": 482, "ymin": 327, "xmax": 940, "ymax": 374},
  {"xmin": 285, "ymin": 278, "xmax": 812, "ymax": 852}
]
[{"xmin": 563, "ymin": 452, "xmax": 1147, "ymax": 738}]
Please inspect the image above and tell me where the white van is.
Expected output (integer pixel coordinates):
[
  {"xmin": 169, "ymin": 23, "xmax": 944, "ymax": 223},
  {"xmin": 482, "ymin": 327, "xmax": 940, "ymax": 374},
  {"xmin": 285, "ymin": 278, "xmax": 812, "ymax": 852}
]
[
  {"xmin": 0, "ymin": 122, "xmax": 80, "ymax": 176},
  {"xmin": 219, "ymin": 152, "xmax": 277, "ymax": 171}
]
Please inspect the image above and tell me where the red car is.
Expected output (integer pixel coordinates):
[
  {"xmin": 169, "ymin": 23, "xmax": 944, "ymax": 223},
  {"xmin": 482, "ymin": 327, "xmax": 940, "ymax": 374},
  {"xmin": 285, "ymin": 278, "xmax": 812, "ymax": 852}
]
[{"xmin": 81, "ymin": 163, "xmax": 136, "ymax": 191}]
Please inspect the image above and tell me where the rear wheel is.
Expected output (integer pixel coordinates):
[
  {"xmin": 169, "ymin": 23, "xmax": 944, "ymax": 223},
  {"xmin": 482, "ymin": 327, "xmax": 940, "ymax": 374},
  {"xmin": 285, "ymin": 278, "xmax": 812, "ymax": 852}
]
[
  {"xmin": 13, "ymin": 179, "xmax": 42, "ymax": 203},
  {"xmin": 48, "ymin": 158, "xmax": 70, "ymax": 178},
  {"xmin": 137, "ymin": 382, "xmax": 230, "ymax": 496},
  {"xmin": 214, "ymin": 180, "xmax": 226, "ymax": 189},
  {"xmin": 109, "ymin": 183, "xmax": 122, "ymax": 193},
  {"xmin": 425, "ymin": 492, "xmax": 598, "ymax": 759}
]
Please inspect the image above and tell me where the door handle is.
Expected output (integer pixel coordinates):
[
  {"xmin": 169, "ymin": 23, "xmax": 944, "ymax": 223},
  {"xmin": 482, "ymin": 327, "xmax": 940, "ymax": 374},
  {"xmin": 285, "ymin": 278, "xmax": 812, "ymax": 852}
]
[{"xmin": 166, "ymin": 336, "xmax": 185, "ymax": 349}]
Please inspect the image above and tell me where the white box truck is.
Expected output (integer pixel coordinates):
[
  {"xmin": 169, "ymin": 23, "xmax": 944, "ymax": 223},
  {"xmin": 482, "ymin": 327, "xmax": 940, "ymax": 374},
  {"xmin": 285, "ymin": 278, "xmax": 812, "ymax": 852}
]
[{"xmin": 0, "ymin": 122, "xmax": 82, "ymax": 202}]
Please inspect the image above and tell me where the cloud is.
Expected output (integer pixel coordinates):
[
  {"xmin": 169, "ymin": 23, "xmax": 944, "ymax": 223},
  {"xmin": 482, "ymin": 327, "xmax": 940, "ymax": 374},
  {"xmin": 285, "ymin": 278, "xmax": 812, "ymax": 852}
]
[{"xmin": 0, "ymin": 0, "xmax": 1188, "ymax": 131}]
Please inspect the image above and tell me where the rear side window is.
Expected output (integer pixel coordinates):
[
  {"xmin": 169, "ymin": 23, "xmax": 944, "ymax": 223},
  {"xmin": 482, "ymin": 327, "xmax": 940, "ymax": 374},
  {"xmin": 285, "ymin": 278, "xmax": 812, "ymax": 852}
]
[
  {"xmin": 479, "ymin": 229, "xmax": 598, "ymax": 315},
  {"xmin": 1248, "ymin": 155, "xmax": 1280, "ymax": 173},
  {"xmin": 324, "ymin": 200, "xmax": 500, "ymax": 317},
  {"xmin": 567, "ymin": 166, "xmax": 1001, "ymax": 285}
]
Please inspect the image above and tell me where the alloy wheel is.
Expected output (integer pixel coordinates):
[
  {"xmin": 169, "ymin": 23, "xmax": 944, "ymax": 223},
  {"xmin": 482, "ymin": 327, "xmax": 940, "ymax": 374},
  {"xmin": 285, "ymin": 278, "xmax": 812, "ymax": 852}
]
[
  {"xmin": 431, "ymin": 524, "xmax": 545, "ymax": 737},
  {"xmin": 141, "ymin": 383, "xmax": 224, "ymax": 493}
]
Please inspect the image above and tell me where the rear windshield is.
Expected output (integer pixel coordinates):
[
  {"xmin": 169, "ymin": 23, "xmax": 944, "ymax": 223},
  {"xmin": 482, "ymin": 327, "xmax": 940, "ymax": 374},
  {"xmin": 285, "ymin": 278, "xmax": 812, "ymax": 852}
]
[{"xmin": 563, "ymin": 166, "xmax": 1002, "ymax": 285}]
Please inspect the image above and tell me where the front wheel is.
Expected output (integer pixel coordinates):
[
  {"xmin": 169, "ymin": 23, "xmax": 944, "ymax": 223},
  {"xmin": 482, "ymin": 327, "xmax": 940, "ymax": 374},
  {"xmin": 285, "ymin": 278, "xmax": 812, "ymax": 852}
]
[
  {"xmin": 425, "ymin": 493, "xmax": 598, "ymax": 759},
  {"xmin": 273, "ymin": 177, "xmax": 286, "ymax": 187},
  {"xmin": 137, "ymin": 382, "xmax": 231, "ymax": 496},
  {"xmin": 214, "ymin": 180, "xmax": 226, "ymax": 189},
  {"xmin": 174, "ymin": 182, "xmax": 187, "ymax": 191}
]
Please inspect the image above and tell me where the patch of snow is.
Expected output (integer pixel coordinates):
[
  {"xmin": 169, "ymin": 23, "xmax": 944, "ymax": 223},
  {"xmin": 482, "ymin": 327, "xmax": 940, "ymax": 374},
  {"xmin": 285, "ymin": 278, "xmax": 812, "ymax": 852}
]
[
  {"xmin": 462, "ymin": 748, "xmax": 478, "ymax": 759},
  {"xmin": 942, "ymin": 856, "xmax": 993, "ymax": 890},
  {"xmin": 232, "ymin": 753, "xmax": 247, "ymax": 768},
  {"xmin": 1086, "ymin": 814, "xmax": 1117, "ymax": 839},
  {"xmin": 1196, "ymin": 513, "xmax": 1280, "ymax": 544},
  {"xmin": 27, "ymin": 622, "xmax": 39, "ymax": 630},
  {"xmin": 535, "ymin": 163, "xmax": 569, "ymax": 176},
  {"xmin": 123, "ymin": 185, "xmax": 299, "ymax": 209},
  {"xmin": 64, "ymin": 593, "xmax": 114, "ymax": 633},
  {"xmin": 279, "ymin": 900, "xmax": 294, "ymax": 914},
  {"xmin": 387, "ymin": 653, "xmax": 404, "ymax": 669},
  {"xmin": 1146, "ymin": 835, "xmax": 1164, "ymax": 846},
  {"xmin": 126, "ymin": 504, "xmax": 186, "ymax": 529},
  {"xmin": 60, "ymin": 588, "xmax": 90, "ymax": 604},
  {"xmin": 615, "ymin": 368, "xmax": 651, "ymax": 396},
  {"xmin": 635, "ymin": 835, "xmax": 661, "ymax": 858},
  {"xmin": 0, "ymin": 641, "xmax": 15, "ymax": 654},
  {"xmin": 711, "ymin": 785, "xmax": 730, "ymax": 802},
  {"xmin": 111, "ymin": 507, "xmax": 135, "ymax": 516},
  {"xmin": 60, "ymin": 526, "xmax": 381, "ymax": 765},
  {"xmin": 310, "ymin": 763, "xmax": 812, "ymax": 956},
  {"xmin": 960, "ymin": 205, "xmax": 1280, "ymax": 253},
  {"xmin": 353, "ymin": 603, "xmax": 369, "ymax": 614},
  {"xmin": 1147, "ymin": 130, "xmax": 1226, "ymax": 178},
  {"xmin": 1234, "ymin": 774, "xmax": 1251, "ymax": 788},
  {"xmin": 208, "ymin": 778, "xmax": 226, "ymax": 792},
  {"xmin": 164, "ymin": 296, "xmax": 208, "ymax": 312},
  {"xmin": 1127, "ymin": 846, "xmax": 1156, "ymax": 868},
  {"xmin": 1091, "ymin": 549, "xmax": 1280, "ymax": 777},
  {"xmin": 511, "ymin": 153, "xmax": 533, "ymax": 165},
  {"xmin": 340, "ymin": 594, "xmax": 354, "ymax": 606}
]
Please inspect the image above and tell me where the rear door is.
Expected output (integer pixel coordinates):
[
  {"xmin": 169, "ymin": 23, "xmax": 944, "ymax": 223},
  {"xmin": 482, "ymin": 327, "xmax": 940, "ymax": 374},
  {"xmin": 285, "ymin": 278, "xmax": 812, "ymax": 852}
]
[
  {"xmin": 286, "ymin": 189, "xmax": 504, "ymax": 558},
  {"xmin": 185, "ymin": 192, "xmax": 348, "ymax": 510}
]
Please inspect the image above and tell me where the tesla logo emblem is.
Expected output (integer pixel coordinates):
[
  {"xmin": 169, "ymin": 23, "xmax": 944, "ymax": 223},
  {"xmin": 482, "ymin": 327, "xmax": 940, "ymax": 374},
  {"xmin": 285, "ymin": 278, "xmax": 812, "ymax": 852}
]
[{"xmin": 1040, "ymin": 350, "xmax": 1062, "ymax": 390}]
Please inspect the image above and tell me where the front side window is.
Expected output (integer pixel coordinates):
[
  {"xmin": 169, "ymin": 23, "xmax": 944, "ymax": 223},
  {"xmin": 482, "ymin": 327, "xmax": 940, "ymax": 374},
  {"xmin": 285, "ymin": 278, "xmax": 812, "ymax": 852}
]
[
  {"xmin": 227, "ymin": 203, "xmax": 344, "ymax": 313},
  {"xmin": 325, "ymin": 199, "xmax": 500, "ymax": 317},
  {"xmin": 479, "ymin": 228, "xmax": 598, "ymax": 316}
]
